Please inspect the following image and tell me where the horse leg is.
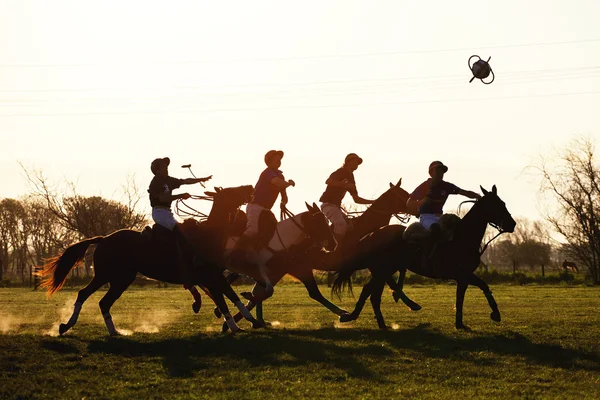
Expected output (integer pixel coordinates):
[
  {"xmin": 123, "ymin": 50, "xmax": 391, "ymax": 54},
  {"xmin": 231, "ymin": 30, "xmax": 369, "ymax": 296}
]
[
  {"xmin": 340, "ymin": 279, "xmax": 373, "ymax": 323},
  {"xmin": 455, "ymin": 279, "xmax": 469, "ymax": 330},
  {"xmin": 184, "ymin": 285, "xmax": 203, "ymax": 314},
  {"xmin": 223, "ymin": 282, "xmax": 271, "ymax": 332},
  {"xmin": 206, "ymin": 285, "xmax": 242, "ymax": 333},
  {"xmin": 468, "ymin": 273, "xmax": 501, "ymax": 322},
  {"xmin": 98, "ymin": 273, "xmax": 136, "ymax": 336},
  {"xmin": 218, "ymin": 274, "xmax": 263, "ymax": 328},
  {"xmin": 390, "ymin": 269, "xmax": 422, "ymax": 311},
  {"xmin": 370, "ymin": 278, "xmax": 388, "ymax": 330},
  {"xmin": 60, "ymin": 275, "xmax": 108, "ymax": 335},
  {"xmin": 295, "ymin": 273, "xmax": 349, "ymax": 317}
]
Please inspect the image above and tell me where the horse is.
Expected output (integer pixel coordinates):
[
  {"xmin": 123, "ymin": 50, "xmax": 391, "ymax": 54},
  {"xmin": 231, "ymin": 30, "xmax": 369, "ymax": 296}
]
[
  {"xmin": 561, "ymin": 260, "xmax": 579, "ymax": 273},
  {"xmin": 39, "ymin": 185, "xmax": 263, "ymax": 335},
  {"xmin": 221, "ymin": 179, "xmax": 411, "ymax": 330},
  {"xmin": 332, "ymin": 185, "xmax": 516, "ymax": 330}
]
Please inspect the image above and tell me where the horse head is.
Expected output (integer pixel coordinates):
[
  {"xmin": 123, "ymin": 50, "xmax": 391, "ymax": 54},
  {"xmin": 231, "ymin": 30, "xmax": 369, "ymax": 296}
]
[
  {"xmin": 370, "ymin": 177, "xmax": 410, "ymax": 214},
  {"xmin": 478, "ymin": 185, "xmax": 516, "ymax": 233},
  {"xmin": 206, "ymin": 185, "xmax": 255, "ymax": 211},
  {"xmin": 302, "ymin": 202, "xmax": 337, "ymax": 252}
]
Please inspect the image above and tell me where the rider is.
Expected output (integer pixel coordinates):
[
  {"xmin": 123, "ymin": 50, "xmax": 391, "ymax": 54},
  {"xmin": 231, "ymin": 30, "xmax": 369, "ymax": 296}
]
[
  {"xmin": 319, "ymin": 153, "xmax": 374, "ymax": 248},
  {"xmin": 407, "ymin": 160, "xmax": 480, "ymax": 230},
  {"xmin": 405, "ymin": 160, "xmax": 480, "ymax": 274},
  {"xmin": 148, "ymin": 157, "xmax": 212, "ymax": 284},
  {"xmin": 231, "ymin": 150, "xmax": 295, "ymax": 264}
]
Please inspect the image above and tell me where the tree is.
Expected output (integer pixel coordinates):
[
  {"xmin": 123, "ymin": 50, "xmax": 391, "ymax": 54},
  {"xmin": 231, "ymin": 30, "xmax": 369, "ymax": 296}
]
[
  {"xmin": 535, "ymin": 136, "xmax": 600, "ymax": 284},
  {"xmin": 22, "ymin": 166, "xmax": 148, "ymax": 239},
  {"xmin": 483, "ymin": 217, "xmax": 553, "ymax": 272}
]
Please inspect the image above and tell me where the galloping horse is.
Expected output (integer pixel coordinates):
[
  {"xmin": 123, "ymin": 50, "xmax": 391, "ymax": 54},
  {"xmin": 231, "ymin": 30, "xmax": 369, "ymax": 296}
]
[
  {"xmin": 222, "ymin": 179, "xmax": 410, "ymax": 331},
  {"xmin": 40, "ymin": 185, "xmax": 262, "ymax": 335},
  {"xmin": 333, "ymin": 185, "xmax": 516, "ymax": 330}
]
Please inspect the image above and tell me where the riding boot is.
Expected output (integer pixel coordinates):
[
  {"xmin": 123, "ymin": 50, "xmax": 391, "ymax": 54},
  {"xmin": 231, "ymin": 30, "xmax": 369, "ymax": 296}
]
[
  {"xmin": 428, "ymin": 223, "xmax": 443, "ymax": 278},
  {"xmin": 172, "ymin": 225, "xmax": 195, "ymax": 286}
]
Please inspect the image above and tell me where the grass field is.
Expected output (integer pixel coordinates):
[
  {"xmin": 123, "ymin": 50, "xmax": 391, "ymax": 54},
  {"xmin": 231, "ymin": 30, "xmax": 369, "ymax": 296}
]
[{"xmin": 1, "ymin": 283, "xmax": 600, "ymax": 399}]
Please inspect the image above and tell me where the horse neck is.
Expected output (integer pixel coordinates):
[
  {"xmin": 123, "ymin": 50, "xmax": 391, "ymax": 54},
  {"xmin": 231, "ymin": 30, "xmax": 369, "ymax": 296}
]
[
  {"xmin": 206, "ymin": 201, "xmax": 236, "ymax": 229},
  {"xmin": 278, "ymin": 214, "xmax": 305, "ymax": 241},
  {"xmin": 351, "ymin": 192, "xmax": 394, "ymax": 236},
  {"xmin": 457, "ymin": 202, "xmax": 488, "ymax": 251}
]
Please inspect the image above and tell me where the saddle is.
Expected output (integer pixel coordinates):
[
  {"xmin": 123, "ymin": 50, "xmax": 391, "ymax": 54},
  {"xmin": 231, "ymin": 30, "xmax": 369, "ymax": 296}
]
[
  {"xmin": 402, "ymin": 214, "xmax": 461, "ymax": 276},
  {"xmin": 402, "ymin": 213, "xmax": 461, "ymax": 242},
  {"xmin": 141, "ymin": 224, "xmax": 175, "ymax": 243}
]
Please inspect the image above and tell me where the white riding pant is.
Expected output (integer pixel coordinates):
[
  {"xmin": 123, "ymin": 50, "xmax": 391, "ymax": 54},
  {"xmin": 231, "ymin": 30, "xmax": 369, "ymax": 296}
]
[
  {"xmin": 419, "ymin": 213, "xmax": 441, "ymax": 230},
  {"xmin": 244, "ymin": 203, "xmax": 267, "ymax": 237},
  {"xmin": 321, "ymin": 203, "xmax": 348, "ymax": 236},
  {"xmin": 152, "ymin": 207, "xmax": 178, "ymax": 231}
]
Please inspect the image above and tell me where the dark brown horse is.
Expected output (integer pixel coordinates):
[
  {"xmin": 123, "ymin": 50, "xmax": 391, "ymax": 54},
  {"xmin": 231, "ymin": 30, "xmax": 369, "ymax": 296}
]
[
  {"xmin": 333, "ymin": 185, "xmax": 516, "ymax": 330},
  {"xmin": 221, "ymin": 179, "xmax": 411, "ymax": 331},
  {"xmin": 40, "ymin": 185, "xmax": 263, "ymax": 335}
]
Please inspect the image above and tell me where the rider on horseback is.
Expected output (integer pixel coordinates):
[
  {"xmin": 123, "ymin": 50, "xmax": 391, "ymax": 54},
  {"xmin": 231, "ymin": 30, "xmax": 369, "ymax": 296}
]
[
  {"xmin": 319, "ymin": 153, "xmax": 374, "ymax": 248},
  {"xmin": 406, "ymin": 161, "xmax": 480, "ymax": 275},
  {"xmin": 231, "ymin": 150, "xmax": 296, "ymax": 265},
  {"xmin": 148, "ymin": 157, "xmax": 212, "ymax": 284},
  {"xmin": 407, "ymin": 161, "xmax": 480, "ymax": 230}
]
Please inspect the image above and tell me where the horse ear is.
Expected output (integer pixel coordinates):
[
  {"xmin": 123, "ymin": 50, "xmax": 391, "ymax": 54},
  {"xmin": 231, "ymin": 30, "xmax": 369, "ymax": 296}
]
[
  {"xmin": 214, "ymin": 187, "xmax": 222, "ymax": 193},
  {"xmin": 389, "ymin": 182, "xmax": 394, "ymax": 188},
  {"xmin": 396, "ymin": 178, "xmax": 402, "ymax": 187},
  {"xmin": 305, "ymin": 201, "xmax": 312, "ymax": 212},
  {"xmin": 312, "ymin": 202, "xmax": 319, "ymax": 210},
  {"xmin": 205, "ymin": 191, "xmax": 216, "ymax": 196},
  {"xmin": 492, "ymin": 185, "xmax": 497, "ymax": 195},
  {"xmin": 480, "ymin": 185, "xmax": 489, "ymax": 196}
]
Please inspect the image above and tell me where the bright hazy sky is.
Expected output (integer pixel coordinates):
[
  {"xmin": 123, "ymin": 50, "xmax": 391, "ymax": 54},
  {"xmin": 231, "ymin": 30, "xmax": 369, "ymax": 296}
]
[{"xmin": 1, "ymin": 1, "xmax": 599, "ymax": 221}]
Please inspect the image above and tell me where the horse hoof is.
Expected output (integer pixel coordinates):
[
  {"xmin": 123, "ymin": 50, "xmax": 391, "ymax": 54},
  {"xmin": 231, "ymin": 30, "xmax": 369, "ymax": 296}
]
[
  {"xmin": 379, "ymin": 325, "xmax": 389, "ymax": 330},
  {"xmin": 339, "ymin": 313, "xmax": 355, "ymax": 323},
  {"xmin": 192, "ymin": 302, "xmax": 201, "ymax": 314},
  {"xmin": 456, "ymin": 324, "xmax": 471, "ymax": 331},
  {"xmin": 241, "ymin": 292, "xmax": 254, "ymax": 301},
  {"xmin": 408, "ymin": 302, "xmax": 422, "ymax": 312},
  {"xmin": 252, "ymin": 320, "xmax": 266, "ymax": 329},
  {"xmin": 214, "ymin": 307, "xmax": 222, "ymax": 318},
  {"xmin": 392, "ymin": 291, "xmax": 401, "ymax": 303},
  {"xmin": 221, "ymin": 322, "xmax": 229, "ymax": 333},
  {"xmin": 490, "ymin": 311, "xmax": 501, "ymax": 322},
  {"xmin": 59, "ymin": 323, "xmax": 70, "ymax": 336}
]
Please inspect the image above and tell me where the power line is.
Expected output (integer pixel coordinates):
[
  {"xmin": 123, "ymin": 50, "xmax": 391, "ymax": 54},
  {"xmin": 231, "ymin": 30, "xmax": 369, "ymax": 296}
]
[
  {"xmin": 1, "ymin": 65, "xmax": 599, "ymax": 94},
  {"xmin": 1, "ymin": 90, "xmax": 598, "ymax": 117},
  {"xmin": 1, "ymin": 38, "xmax": 599, "ymax": 68}
]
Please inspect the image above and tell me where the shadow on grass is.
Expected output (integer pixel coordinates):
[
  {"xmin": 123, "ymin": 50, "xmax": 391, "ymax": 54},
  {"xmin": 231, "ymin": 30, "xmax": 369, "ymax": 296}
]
[
  {"xmin": 83, "ymin": 324, "xmax": 600, "ymax": 379},
  {"xmin": 293, "ymin": 324, "xmax": 600, "ymax": 371},
  {"xmin": 85, "ymin": 328, "xmax": 387, "ymax": 379}
]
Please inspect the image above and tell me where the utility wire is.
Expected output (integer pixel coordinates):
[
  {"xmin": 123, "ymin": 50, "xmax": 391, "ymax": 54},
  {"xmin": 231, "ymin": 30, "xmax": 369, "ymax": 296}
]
[{"xmin": 1, "ymin": 38, "xmax": 599, "ymax": 68}]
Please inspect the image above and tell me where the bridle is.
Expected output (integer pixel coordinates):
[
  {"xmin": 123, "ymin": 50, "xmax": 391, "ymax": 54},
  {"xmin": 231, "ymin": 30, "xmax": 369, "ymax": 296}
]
[
  {"xmin": 277, "ymin": 204, "xmax": 330, "ymax": 251},
  {"xmin": 458, "ymin": 199, "xmax": 508, "ymax": 256}
]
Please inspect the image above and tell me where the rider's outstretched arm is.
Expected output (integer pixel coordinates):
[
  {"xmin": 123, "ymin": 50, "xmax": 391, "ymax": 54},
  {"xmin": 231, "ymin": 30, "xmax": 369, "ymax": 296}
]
[
  {"xmin": 457, "ymin": 188, "xmax": 481, "ymax": 199},
  {"xmin": 181, "ymin": 176, "xmax": 212, "ymax": 186}
]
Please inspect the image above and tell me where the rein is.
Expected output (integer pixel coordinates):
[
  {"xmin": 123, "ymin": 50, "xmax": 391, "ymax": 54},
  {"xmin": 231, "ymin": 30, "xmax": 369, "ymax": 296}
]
[
  {"xmin": 277, "ymin": 203, "xmax": 325, "ymax": 251},
  {"xmin": 174, "ymin": 195, "xmax": 213, "ymax": 220},
  {"xmin": 456, "ymin": 199, "xmax": 506, "ymax": 256}
]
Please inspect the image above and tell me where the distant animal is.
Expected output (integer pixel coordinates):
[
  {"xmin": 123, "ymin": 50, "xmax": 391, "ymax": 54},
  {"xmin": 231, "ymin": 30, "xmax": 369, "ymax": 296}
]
[{"xmin": 561, "ymin": 260, "xmax": 578, "ymax": 273}]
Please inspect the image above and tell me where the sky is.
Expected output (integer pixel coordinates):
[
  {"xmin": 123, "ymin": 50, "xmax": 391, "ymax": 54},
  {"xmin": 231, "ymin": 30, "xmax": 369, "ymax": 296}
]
[{"xmin": 1, "ymin": 1, "xmax": 599, "ymax": 222}]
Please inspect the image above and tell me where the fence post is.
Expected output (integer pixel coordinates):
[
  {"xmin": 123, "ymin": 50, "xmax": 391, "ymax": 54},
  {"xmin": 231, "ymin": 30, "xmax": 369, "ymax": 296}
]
[{"xmin": 541, "ymin": 264, "xmax": 545, "ymax": 277}]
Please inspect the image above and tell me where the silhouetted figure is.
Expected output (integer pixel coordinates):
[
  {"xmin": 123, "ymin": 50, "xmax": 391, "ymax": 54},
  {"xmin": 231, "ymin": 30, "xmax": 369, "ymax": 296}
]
[
  {"xmin": 148, "ymin": 157, "xmax": 212, "ymax": 284},
  {"xmin": 319, "ymin": 153, "xmax": 374, "ymax": 249},
  {"xmin": 231, "ymin": 150, "xmax": 295, "ymax": 281}
]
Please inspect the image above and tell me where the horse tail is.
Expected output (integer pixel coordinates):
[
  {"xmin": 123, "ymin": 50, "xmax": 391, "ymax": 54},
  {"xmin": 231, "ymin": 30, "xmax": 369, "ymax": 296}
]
[
  {"xmin": 39, "ymin": 236, "xmax": 105, "ymax": 296},
  {"xmin": 331, "ymin": 254, "xmax": 366, "ymax": 299}
]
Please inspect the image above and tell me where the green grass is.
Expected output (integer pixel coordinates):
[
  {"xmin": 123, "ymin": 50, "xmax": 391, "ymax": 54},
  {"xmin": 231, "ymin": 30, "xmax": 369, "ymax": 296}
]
[{"xmin": 1, "ymin": 284, "xmax": 600, "ymax": 399}]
